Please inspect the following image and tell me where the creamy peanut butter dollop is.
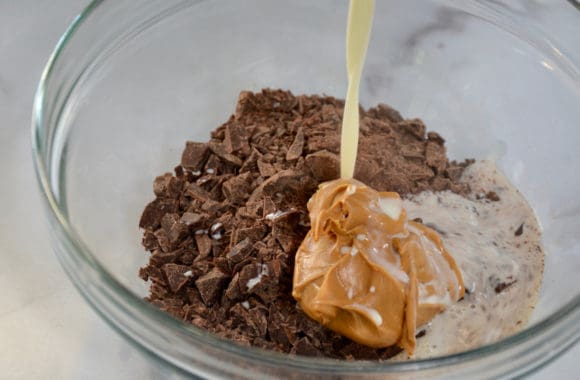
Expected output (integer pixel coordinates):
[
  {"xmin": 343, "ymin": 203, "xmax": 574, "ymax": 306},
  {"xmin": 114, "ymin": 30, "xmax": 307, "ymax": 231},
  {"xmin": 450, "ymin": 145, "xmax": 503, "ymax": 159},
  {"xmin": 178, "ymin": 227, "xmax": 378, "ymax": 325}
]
[{"xmin": 292, "ymin": 179, "xmax": 464, "ymax": 354}]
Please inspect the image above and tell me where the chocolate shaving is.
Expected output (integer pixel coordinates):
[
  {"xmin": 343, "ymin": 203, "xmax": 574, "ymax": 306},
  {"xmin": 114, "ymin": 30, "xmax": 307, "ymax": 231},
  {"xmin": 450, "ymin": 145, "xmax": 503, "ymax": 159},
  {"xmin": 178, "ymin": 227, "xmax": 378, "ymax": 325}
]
[
  {"xmin": 514, "ymin": 223, "xmax": 524, "ymax": 237},
  {"xmin": 495, "ymin": 280, "xmax": 517, "ymax": 294},
  {"xmin": 486, "ymin": 191, "xmax": 501, "ymax": 202}
]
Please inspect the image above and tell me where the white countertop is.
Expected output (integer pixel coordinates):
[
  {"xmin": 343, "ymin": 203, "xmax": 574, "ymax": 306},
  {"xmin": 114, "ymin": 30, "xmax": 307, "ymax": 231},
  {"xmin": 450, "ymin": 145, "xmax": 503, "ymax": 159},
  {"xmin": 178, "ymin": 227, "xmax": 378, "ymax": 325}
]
[{"xmin": 1, "ymin": 1, "xmax": 578, "ymax": 379}]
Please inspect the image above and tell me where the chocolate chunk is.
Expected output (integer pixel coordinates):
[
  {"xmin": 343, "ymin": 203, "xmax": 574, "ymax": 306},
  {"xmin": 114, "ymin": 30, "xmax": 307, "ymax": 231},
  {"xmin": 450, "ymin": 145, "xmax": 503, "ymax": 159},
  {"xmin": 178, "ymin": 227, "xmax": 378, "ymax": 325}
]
[
  {"xmin": 181, "ymin": 142, "xmax": 209, "ymax": 171},
  {"xmin": 272, "ymin": 223, "xmax": 299, "ymax": 254},
  {"xmin": 399, "ymin": 119, "xmax": 426, "ymax": 139},
  {"xmin": 195, "ymin": 267, "xmax": 229, "ymax": 305},
  {"xmin": 162, "ymin": 263, "xmax": 192, "ymax": 292},
  {"xmin": 195, "ymin": 233, "xmax": 213, "ymax": 259},
  {"xmin": 227, "ymin": 237, "xmax": 254, "ymax": 264},
  {"xmin": 368, "ymin": 103, "xmax": 403, "ymax": 122},
  {"xmin": 305, "ymin": 133, "xmax": 340, "ymax": 154},
  {"xmin": 304, "ymin": 150, "xmax": 339, "ymax": 182},
  {"xmin": 247, "ymin": 307, "xmax": 269, "ymax": 337},
  {"xmin": 154, "ymin": 228, "xmax": 172, "ymax": 252},
  {"xmin": 208, "ymin": 141, "xmax": 243, "ymax": 167},
  {"xmin": 495, "ymin": 280, "xmax": 517, "ymax": 294},
  {"xmin": 238, "ymin": 263, "xmax": 260, "ymax": 292},
  {"xmin": 153, "ymin": 173, "xmax": 173, "ymax": 196},
  {"xmin": 186, "ymin": 183, "xmax": 213, "ymax": 202},
  {"xmin": 257, "ymin": 159, "xmax": 277, "ymax": 178},
  {"xmin": 142, "ymin": 230, "xmax": 159, "ymax": 251},
  {"xmin": 222, "ymin": 172, "xmax": 252, "ymax": 204},
  {"xmin": 514, "ymin": 223, "xmax": 524, "ymax": 237},
  {"xmin": 427, "ymin": 131, "xmax": 445, "ymax": 144},
  {"xmin": 250, "ymin": 168, "xmax": 317, "ymax": 205},
  {"xmin": 224, "ymin": 122, "xmax": 249, "ymax": 153},
  {"xmin": 239, "ymin": 148, "xmax": 260, "ymax": 174},
  {"xmin": 232, "ymin": 225, "xmax": 267, "ymax": 245},
  {"xmin": 286, "ymin": 128, "xmax": 304, "ymax": 161},
  {"xmin": 180, "ymin": 212, "xmax": 204, "ymax": 227},
  {"xmin": 354, "ymin": 155, "xmax": 381, "ymax": 185},
  {"xmin": 139, "ymin": 199, "xmax": 176, "ymax": 230},
  {"xmin": 291, "ymin": 337, "xmax": 324, "ymax": 357},
  {"xmin": 161, "ymin": 213, "xmax": 189, "ymax": 243},
  {"xmin": 251, "ymin": 278, "xmax": 279, "ymax": 303},
  {"xmin": 416, "ymin": 330, "xmax": 427, "ymax": 338},
  {"xmin": 224, "ymin": 272, "xmax": 243, "ymax": 301},
  {"xmin": 425, "ymin": 141, "xmax": 447, "ymax": 173},
  {"xmin": 150, "ymin": 249, "xmax": 182, "ymax": 267},
  {"xmin": 486, "ymin": 191, "xmax": 501, "ymax": 202}
]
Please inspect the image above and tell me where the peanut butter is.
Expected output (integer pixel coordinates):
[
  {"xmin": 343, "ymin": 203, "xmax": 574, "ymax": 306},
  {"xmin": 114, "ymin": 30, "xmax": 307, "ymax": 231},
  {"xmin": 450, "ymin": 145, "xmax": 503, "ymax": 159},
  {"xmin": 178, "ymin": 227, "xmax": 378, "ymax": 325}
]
[{"xmin": 292, "ymin": 179, "xmax": 464, "ymax": 354}]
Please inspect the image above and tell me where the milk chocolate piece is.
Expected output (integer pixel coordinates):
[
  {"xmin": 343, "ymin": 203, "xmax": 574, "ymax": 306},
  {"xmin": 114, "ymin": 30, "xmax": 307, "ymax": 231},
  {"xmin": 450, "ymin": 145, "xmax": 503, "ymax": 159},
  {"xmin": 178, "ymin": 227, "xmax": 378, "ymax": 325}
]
[
  {"xmin": 162, "ymin": 263, "xmax": 192, "ymax": 293},
  {"xmin": 208, "ymin": 140, "xmax": 243, "ymax": 167},
  {"xmin": 153, "ymin": 173, "xmax": 173, "ymax": 196},
  {"xmin": 195, "ymin": 267, "xmax": 229, "ymax": 305},
  {"xmin": 227, "ymin": 237, "xmax": 254, "ymax": 263},
  {"xmin": 222, "ymin": 172, "xmax": 252, "ymax": 204},
  {"xmin": 224, "ymin": 122, "xmax": 249, "ymax": 154},
  {"xmin": 195, "ymin": 234, "xmax": 213, "ymax": 259},
  {"xmin": 139, "ymin": 199, "xmax": 177, "ymax": 230},
  {"xmin": 181, "ymin": 142, "xmax": 209, "ymax": 171},
  {"xmin": 150, "ymin": 249, "xmax": 182, "ymax": 267},
  {"xmin": 304, "ymin": 150, "xmax": 339, "ymax": 182},
  {"xmin": 180, "ymin": 212, "xmax": 204, "ymax": 227},
  {"xmin": 286, "ymin": 128, "xmax": 304, "ymax": 161}
]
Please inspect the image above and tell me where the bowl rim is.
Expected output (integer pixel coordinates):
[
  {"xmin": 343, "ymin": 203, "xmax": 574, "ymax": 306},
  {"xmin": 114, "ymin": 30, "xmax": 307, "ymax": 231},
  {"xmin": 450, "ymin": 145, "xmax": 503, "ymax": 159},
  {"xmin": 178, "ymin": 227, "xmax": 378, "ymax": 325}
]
[{"xmin": 31, "ymin": 0, "xmax": 580, "ymax": 376}]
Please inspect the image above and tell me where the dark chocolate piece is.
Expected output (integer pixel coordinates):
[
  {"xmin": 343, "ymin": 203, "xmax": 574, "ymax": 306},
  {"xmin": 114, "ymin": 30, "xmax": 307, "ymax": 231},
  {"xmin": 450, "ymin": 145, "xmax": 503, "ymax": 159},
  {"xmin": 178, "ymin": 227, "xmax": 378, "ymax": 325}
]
[{"xmin": 514, "ymin": 223, "xmax": 524, "ymax": 237}]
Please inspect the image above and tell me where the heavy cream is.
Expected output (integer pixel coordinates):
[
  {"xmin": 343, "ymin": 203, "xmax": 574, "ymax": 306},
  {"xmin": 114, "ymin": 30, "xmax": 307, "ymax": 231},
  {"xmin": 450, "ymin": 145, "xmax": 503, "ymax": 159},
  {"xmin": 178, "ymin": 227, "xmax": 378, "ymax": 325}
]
[{"xmin": 399, "ymin": 160, "xmax": 544, "ymax": 358}]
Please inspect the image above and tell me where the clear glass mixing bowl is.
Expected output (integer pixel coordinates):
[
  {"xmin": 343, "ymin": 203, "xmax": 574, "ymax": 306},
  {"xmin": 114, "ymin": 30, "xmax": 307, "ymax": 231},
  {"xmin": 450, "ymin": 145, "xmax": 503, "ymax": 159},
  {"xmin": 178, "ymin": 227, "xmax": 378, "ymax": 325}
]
[{"xmin": 32, "ymin": 0, "xmax": 580, "ymax": 378}]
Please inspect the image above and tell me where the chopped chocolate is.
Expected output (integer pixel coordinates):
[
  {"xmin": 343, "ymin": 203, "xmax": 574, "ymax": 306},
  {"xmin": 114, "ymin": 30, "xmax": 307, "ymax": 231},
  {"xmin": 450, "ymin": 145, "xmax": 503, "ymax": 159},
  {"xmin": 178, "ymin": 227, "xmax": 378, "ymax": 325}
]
[
  {"xmin": 186, "ymin": 183, "xmax": 213, "ymax": 203},
  {"xmin": 286, "ymin": 128, "xmax": 304, "ymax": 161},
  {"xmin": 181, "ymin": 142, "xmax": 209, "ymax": 171},
  {"xmin": 495, "ymin": 280, "xmax": 517, "ymax": 294},
  {"xmin": 514, "ymin": 223, "xmax": 524, "ymax": 237},
  {"xmin": 180, "ymin": 212, "xmax": 204, "ymax": 227},
  {"xmin": 227, "ymin": 237, "xmax": 254, "ymax": 264},
  {"xmin": 194, "ymin": 233, "xmax": 213, "ymax": 259},
  {"xmin": 486, "ymin": 191, "xmax": 501, "ymax": 202},
  {"xmin": 222, "ymin": 172, "xmax": 252, "ymax": 204},
  {"xmin": 208, "ymin": 140, "xmax": 243, "ymax": 167},
  {"xmin": 150, "ymin": 249, "xmax": 182, "ymax": 267},
  {"xmin": 257, "ymin": 159, "xmax": 277, "ymax": 178},
  {"xmin": 195, "ymin": 267, "xmax": 229, "ymax": 305},
  {"xmin": 162, "ymin": 263, "xmax": 192, "ymax": 293},
  {"xmin": 224, "ymin": 122, "xmax": 249, "ymax": 154},
  {"xmin": 304, "ymin": 150, "xmax": 340, "ymax": 182},
  {"xmin": 153, "ymin": 173, "xmax": 173, "ymax": 196},
  {"xmin": 139, "ymin": 198, "xmax": 177, "ymax": 230},
  {"xmin": 139, "ymin": 89, "xmax": 472, "ymax": 360},
  {"xmin": 416, "ymin": 330, "xmax": 427, "ymax": 339},
  {"xmin": 291, "ymin": 337, "xmax": 324, "ymax": 357}
]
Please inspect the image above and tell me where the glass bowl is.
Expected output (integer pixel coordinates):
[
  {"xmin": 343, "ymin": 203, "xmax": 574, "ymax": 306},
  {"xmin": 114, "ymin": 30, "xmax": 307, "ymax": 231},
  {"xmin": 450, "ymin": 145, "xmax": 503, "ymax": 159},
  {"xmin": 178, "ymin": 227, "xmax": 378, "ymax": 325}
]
[{"xmin": 32, "ymin": 0, "xmax": 580, "ymax": 378}]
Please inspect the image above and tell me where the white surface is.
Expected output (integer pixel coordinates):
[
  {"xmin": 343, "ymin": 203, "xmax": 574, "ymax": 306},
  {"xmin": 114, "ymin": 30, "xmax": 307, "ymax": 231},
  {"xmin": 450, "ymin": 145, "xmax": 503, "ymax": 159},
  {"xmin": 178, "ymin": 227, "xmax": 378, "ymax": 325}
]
[{"xmin": 0, "ymin": 1, "xmax": 578, "ymax": 379}]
